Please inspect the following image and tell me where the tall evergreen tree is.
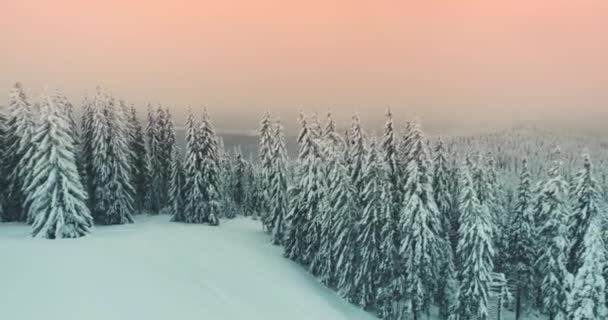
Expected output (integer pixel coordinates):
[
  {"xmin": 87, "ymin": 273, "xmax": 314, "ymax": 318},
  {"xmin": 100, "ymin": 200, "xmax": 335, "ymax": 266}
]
[
  {"xmin": 89, "ymin": 91, "xmax": 135, "ymax": 225},
  {"xmin": 508, "ymin": 159, "xmax": 536, "ymax": 320},
  {"xmin": 330, "ymin": 142, "xmax": 358, "ymax": 299},
  {"xmin": 127, "ymin": 106, "xmax": 149, "ymax": 213},
  {"xmin": 399, "ymin": 122, "xmax": 446, "ymax": 320},
  {"xmin": 568, "ymin": 217, "xmax": 606, "ymax": 320},
  {"xmin": 168, "ymin": 145, "xmax": 184, "ymax": 219},
  {"xmin": 0, "ymin": 105, "xmax": 7, "ymax": 219},
  {"xmin": 176, "ymin": 109, "xmax": 205, "ymax": 223},
  {"xmin": 284, "ymin": 112, "xmax": 324, "ymax": 265},
  {"xmin": 456, "ymin": 164, "xmax": 495, "ymax": 320},
  {"xmin": 24, "ymin": 95, "xmax": 93, "ymax": 239},
  {"xmin": 268, "ymin": 120, "xmax": 289, "ymax": 245},
  {"xmin": 4, "ymin": 82, "xmax": 35, "ymax": 222},
  {"xmin": 352, "ymin": 139, "xmax": 385, "ymax": 309},
  {"xmin": 536, "ymin": 156, "xmax": 572, "ymax": 320},
  {"xmin": 199, "ymin": 110, "xmax": 221, "ymax": 226},
  {"xmin": 432, "ymin": 139, "xmax": 458, "ymax": 320},
  {"xmin": 259, "ymin": 110, "xmax": 274, "ymax": 224},
  {"xmin": 568, "ymin": 154, "xmax": 604, "ymax": 274}
]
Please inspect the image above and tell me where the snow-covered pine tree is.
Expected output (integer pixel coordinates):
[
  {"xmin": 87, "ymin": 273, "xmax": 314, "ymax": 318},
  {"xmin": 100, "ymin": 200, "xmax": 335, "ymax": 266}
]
[
  {"xmin": 127, "ymin": 105, "xmax": 150, "ymax": 213},
  {"xmin": 352, "ymin": 138, "xmax": 385, "ymax": 309},
  {"xmin": 432, "ymin": 138, "xmax": 458, "ymax": 320},
  {"xmin": 268, "ymin": 119, "xmax": 289, "ymax": 245},
  {"xmin": 508, "ymin": 158, "xmax": 536, "ymax": 320},
  {"xmin": 536, "ymin": 155, "xmax": 572, "ymax": 320},
  {"xmin": 381, "ymin": 109, "xmax": 403, "ymax": 280},
  {"xmin": 349, "ymin": 114, "xmax": 367, "ymax": 201},
  {"xmin": 199, "ymin": 109, "xmax": 221, "ymax": 226},
  {"xmin": 568, "ymin": 217, "xmax": 607, "ymax": 320},
  {"xmin": 231, "ymin": 147, "xmax": 248, "ymax": 215},
  {"xmin": 168, "ymin": 145, "xmax": 184, "ymax": 219},
  {"xmin": 175, "ymin": 109, "xmax": 206, "ymax": 223},
  {"xmin": 568, "ymin": 153, "xmax": 604, "ymax": 274},
  {"xmin": 329, "ymin": 141, "xmax": 358, "ymax": 297},
  {"xmin": 24, "ymin": 94, "xmax": 93, "ymax": 239},
  {"xmin": 259, "ymin": 110, "xmax": 273, "ymax": 224},
  {"xmin": 3, "ymin": 82, "xmax": 36, "ymax": 222},
  {"xmin": 399, "ymin": 122, "xmax": 446, "ymax": 320},
  {"xmin": 145, "ymin": 104, "xmax": 162, "ymax": 213},
  {"xmin": 80, "ymin": 94, "xmax": 95, "ymax": 203},
  {"xmin": 456, "ymin": 162, "xmax": 495, "ymax": 320},
  {"xmin": 89, "ymin": 91, "xmax": 135, "ymax": 225},
  {"xmin": 0, "ymin": 105, "xmax": 7, "ymax": 219},
  {"xmin": 284, "ymin": 112, "xmax": 324, "ymax": 265}
]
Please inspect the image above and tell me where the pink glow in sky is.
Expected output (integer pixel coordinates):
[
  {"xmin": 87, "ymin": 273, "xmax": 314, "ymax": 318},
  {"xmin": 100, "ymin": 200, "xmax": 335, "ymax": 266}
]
[{"xmin": 1, "ymin": 0, "xmax": 607, "ymax": 130}]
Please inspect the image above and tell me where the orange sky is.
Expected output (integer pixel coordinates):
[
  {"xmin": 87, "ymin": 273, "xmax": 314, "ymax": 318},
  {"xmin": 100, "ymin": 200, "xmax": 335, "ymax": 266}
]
[{"xmin": 1, "ymin": 0, "xmax": 607, "ymax": 131}]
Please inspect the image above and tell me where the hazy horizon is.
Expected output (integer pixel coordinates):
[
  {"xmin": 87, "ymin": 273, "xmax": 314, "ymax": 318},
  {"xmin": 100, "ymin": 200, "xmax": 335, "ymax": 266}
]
[{"xmin": 2, "ymin": 1, "xmax": 607, "ymax": 133}]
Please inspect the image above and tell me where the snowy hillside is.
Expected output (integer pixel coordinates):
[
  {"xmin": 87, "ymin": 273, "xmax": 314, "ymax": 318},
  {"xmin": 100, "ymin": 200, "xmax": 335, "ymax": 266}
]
[{"xmin": 0, "ymin": 215, "xmax": 377, "ymax": 320}]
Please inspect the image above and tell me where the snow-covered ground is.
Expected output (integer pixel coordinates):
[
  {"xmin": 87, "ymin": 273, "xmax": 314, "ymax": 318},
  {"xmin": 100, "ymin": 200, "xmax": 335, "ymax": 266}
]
[{"xmin": 0, "ymin": 216, "xmax": 377, "ymax": 320}]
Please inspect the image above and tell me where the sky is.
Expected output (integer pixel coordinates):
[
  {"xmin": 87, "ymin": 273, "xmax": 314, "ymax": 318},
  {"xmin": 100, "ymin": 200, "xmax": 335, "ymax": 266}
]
[{"xmin": 1, "ymin": 0, "xmax": 607, "ymax": 133}]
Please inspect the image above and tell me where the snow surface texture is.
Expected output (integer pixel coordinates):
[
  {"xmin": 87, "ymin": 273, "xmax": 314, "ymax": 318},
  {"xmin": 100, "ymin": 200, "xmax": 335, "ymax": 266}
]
[{"xmin": 0, "ymin": 215, "xmax": 377, "ymax": 320}]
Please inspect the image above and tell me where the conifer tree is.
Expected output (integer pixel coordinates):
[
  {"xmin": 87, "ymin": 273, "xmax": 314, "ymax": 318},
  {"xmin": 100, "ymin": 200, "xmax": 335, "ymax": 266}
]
[
  {"xmin": 176, "ymin": 110, "xmax": 205, "ymax": 223},
  {"xmin": 330, "ymin": 142, "xmax": 358, "ymax": 299},
  {"xmin": 284, "ymin": 112, "xmax": 324, "ymax": 265},
  {"xmin": 4, "ymin": 82, "xmax": 35, "ymax": 222},
  {"xmin": 259, "ymin": 110, "xmax": 273, "ymax": 224},
  {"xmin": 508, "ymin": 159, "xmax": 536, "ymax": 320},
  {"xmin": 168, "ymin": 145, "xmax": 184, "ymax": 219},
  {"xmin": 536, "ymin": 155, "xmax": 572, "ymax": 320},
  {"xmin": 231, "ymin": 148, "xmax": 248, "ymax": 214},
  {"xmin": 0, "ymin": 105, "xmax": 7, "ymax": 219},
  {"xmin": 127, "ymin": 106, "xmax": 150, "ymax": 213},
  {"xmin": 568, "ymin": 218, "xmax": 606, "ymax": 320},
  {"xmin": 268, "ymin": 120, "xmax": 289, "ymax": 245},
  {"xmin": 199, "ymin": 110, "xmax": 221, "ymax": 226},
  {"xmin": 456, "ymin": 164, "xmax": 494, "ymax": 320},
  {"xmin": 399, "ymin": 122, "xmax": 446, "ymax": 319},
  {"xmin": 432, "ymin": 139, "xmax": 458, "ymax": 320},
  {"xmin": 25, "ymin": 95, "xmax": 93, "ymax": 239},
  {"xmin": 352, "ymin": 139, "xmax": 385, "ymax": 309},
  {"xmin": 568, "ymin": 154, "xmax": 604, "ymax": 274},
  {"xmin": 89, "ymin": 91, "xmax": 135, "ymax": 225}
]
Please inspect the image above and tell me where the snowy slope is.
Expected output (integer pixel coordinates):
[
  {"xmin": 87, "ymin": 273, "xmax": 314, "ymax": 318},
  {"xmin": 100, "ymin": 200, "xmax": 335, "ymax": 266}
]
[{"xmin": 0, "ymin": 216, "xmax": 377, "ymax": 320}]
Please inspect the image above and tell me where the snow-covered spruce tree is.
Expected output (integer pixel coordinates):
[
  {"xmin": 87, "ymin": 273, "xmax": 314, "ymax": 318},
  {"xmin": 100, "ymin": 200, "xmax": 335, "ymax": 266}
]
[
  {"xmin": 199, "ymin": 110, "xmax": 221, "ymax": 226},
  {"xmin": 284, "ymin": 112, "xmax": 324, "ymax": 265},
  {"xmin": 268, "ymin": 120, "xmax": 289, "ymax": 245},
  {"xmin": 174, "ymin": 109, "xmax": 205, "ymax": 223},
  {"xmin": 330, "ymin": 142, "xmax": 359, "ymax": 298},
  {"xmin": 536, "ymin": 156, "xmax": 572, "ymax": 320},
  {"xmin": 432, "ymin": 138, "xmax": 458, "ymax": 320},
  {"xmin": 89, "ymin": 91, "xmax": 135, "ymax": 225},
  {"xmin": 456, "ymin": 163, "xmax": 495, "ymax": 320},
  {"xmin": 231, "ymin": 147, "xmax": 248, "ymax": 214},
  {"xmin": 24, "ymin": 95, "xmax": 93, "ymax": 239},
  {"xmin": 0, "ymin": 105, "xmax": 7, "ymax": 219},
  {"xmin": 399, "ymin": 122, "xmax": 447, "ymax": 320},
  {"xmin": 508, "ymin": 159, "xmax": 536, "ymax": 320},
  {"xmin": 145, "ymin": 104, "xmax": 162, "ymax": 213},
  {"xmin": 568, "ymin": 217, "xmax": 606, "ymax": 320},
  {"xmin": 80, "ymin": 94, "xmax": 95, "ymax": 203},
  {"xmin": 351, "ymin": 139, "xmax": 385, "ymax": 309},
  {"xmin": 259, "ymin": 110, "xmax": 274, "ymax": 225},
  {"xmin": 567, "ymin": 153, "xmax": 604, "ymax": 274},
  {"xmin": 3, "ymin": 82, "xmax": 36, "ymax": 222},
  {"xmin": 127, "ymin": 105, "xmax": 150, "ymax": 213},
  {"xmin": 349, "ymin": 115, "xmax": 367, "ymax": 199},
  {"xmin": 168, "ymin": 145, "xmax": 184, "ymax": 219},
  {"xmin": 54, "ymin": 92, "xmax": 82, "ymax": 173}
]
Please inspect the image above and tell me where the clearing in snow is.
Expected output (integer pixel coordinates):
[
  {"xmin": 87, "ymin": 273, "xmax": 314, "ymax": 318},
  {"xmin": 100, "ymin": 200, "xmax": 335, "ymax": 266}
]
[{"xmin": 0, "ymin": 215, "xmax": 377, "ymax": 320}]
